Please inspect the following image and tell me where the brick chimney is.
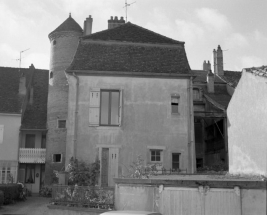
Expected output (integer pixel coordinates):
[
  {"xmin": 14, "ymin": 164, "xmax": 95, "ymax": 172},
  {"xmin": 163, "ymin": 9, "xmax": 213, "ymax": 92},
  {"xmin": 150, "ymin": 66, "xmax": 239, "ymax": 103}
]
[
  {"xmin": 203, "ymin": 60, "xmax": 211, "ymax": 71},
  {"xmin": 213, "ymin": 45, "xmax": 224, "ymax": 76},
  {"xmin": 108, "ymin": 16, "xmax": 125, "ymax": 29},
  {"xmin": 207, "ymin": 70, "xmax": 214, "ymax": 93},
  {"xmin": 83, "ymin": 15, "xmax": 93, "ymax": 36}
]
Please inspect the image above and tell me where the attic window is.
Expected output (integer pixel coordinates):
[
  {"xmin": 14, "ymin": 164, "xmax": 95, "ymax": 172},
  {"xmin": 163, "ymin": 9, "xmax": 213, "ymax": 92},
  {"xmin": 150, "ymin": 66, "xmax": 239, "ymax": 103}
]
[
  {"xmin": 193, "ymin": 89, "xmax": 200, "ymax": 100},
  {"xmin": 53, "ymin": 40, "xmax": 56, "ymax": 46},
  {"xmin": 50, "ymin": 71, "xmax": 53, "ymax": 79}
]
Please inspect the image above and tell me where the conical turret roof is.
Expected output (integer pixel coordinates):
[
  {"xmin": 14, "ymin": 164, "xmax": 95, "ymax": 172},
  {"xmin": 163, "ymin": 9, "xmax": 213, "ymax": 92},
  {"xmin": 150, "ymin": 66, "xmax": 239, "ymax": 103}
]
[{"xmin": 49, "ymin": 14, "xmax": 83, "ymax": 37}]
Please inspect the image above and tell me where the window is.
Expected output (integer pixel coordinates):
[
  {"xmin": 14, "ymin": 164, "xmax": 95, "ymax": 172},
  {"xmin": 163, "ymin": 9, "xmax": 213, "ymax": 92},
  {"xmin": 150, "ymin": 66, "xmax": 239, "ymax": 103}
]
[
  {"xmin": 53, "ymin": 40, "xmax": 56, "ymax": 45},
  {"xmin": 100, "ymin": 90, "xmax": 120, "ymax": 126},
  {"xmin": 171, "ymin": 94, "xmax": 180, "ymax": 114},
  {"xmin": 41, "ymin": 135, "xmax": 46, "ymax": 149},
  {"xmin": 150, "ymin": 150, "xmax": 162, "ymax": 162},
  {"xmin": 172, "ymin": 153, "xmax": 180, "ymax": 171},
  {"xmin": 193, "ymin": 88, "xmax": 200, "ymax": 100},
  {"xmin": 196, "ymin": 158, "xmax": 203, "ymax": 168},
  {"xmin": 50, "ymin": 71, "xmax": 53, "ymax": 79},
  {"xmin": 25, "ymin": 134, "xmax": 35, "ymax": 148},
  {"xmin": 52, "ymin": 154, "xmax": 62, "ymax": 163},
  {"xmin": 58, "ymin": 120, "xmax": 66, "ymax": 128},
  {"xmin": 1, "ymin": 167, "xmax": 6, "ymax": 183},
  {"xmin": 89, "ymin": 89, "xmax": 122, "ymax": 126},
  {"xmin": 25, "ymin": 164, "xmax": 35, "ymax": 184}
]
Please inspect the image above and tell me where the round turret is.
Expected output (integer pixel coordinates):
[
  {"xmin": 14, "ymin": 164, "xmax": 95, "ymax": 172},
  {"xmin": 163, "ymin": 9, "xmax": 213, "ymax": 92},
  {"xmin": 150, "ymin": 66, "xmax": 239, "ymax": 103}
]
[{"xmin": 45, "ymin": 14, "xmax": 82, "ymax": 184}]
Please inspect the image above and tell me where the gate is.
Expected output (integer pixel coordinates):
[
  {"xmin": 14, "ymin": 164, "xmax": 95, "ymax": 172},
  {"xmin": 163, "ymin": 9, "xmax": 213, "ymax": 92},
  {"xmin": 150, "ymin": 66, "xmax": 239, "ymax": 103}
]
[{"xmin": 160, "ymin": 186, "xmax": 241, "ymax": 215}]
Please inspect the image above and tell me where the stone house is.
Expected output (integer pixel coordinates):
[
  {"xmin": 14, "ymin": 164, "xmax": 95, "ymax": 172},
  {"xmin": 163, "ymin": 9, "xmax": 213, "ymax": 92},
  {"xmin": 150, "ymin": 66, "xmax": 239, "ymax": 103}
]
[
  {"xmin": 227, "ymin": 66, "xmax": 267, "ymax": 176},
  {"xmin": 0, "ymin": 65, "xmax": 48, "ymax": 193},
  {"xmin": 192, "ymin": 46, "xmax": 241, "ymax": 170},
  {"xmin": 45, "ymin": 15, "xmax": 196, "ymax": 186}
]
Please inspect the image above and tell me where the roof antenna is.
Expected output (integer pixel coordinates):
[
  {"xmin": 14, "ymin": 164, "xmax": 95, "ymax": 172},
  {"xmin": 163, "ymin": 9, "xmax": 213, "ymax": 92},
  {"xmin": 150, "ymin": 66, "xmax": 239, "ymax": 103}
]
[
  {"xmin": 18, "ymin": 48, "xmax": 30, "ymax": 72},
  {"xmin": 123, "ymin": 0, "xmax": 136, "ymax": 22}
]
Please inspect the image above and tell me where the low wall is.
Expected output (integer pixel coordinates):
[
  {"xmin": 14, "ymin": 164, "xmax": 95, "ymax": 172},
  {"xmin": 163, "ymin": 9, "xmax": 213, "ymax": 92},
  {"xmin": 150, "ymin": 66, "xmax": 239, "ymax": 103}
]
[
  {"xmin": 114, "ymin": 176, "xmax": 266, "ymax": 215},
  {"xmin": 47, "ymin": 205, "xmax": 110, "ymax": 215}
]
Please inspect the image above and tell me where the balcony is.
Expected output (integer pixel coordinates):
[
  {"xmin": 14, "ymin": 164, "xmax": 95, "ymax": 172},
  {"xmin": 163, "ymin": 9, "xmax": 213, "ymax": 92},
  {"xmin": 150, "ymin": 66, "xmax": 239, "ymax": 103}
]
[{"xmin": 19, "ymin": 148, "xmax": 46, "ymax": 163}]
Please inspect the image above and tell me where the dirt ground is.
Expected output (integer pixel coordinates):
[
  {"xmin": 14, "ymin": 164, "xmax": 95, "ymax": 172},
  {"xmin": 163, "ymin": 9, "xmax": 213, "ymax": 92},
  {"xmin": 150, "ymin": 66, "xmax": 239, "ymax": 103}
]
[{"xmin": 0, "ymin": 195, "xmax": 51, "ymax": 215}]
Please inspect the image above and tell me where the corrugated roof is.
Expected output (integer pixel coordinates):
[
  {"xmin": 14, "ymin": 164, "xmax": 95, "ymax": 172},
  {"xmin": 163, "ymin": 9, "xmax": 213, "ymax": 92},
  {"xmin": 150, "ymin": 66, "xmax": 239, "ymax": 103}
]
[
  {"xmin": 82, "ymin": 22, "xmax": 184, "ymax": 45},
  {"xmin": 49, "ymin": 14, "xmax": 82, "ymax": 37}
]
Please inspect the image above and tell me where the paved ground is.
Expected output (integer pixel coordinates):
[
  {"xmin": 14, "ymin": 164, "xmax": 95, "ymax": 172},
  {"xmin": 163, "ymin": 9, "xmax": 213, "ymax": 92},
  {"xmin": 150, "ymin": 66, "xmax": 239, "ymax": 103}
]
[{"xmin": 0, "ymin": 195, "xmax": 51, "ymax": 215}]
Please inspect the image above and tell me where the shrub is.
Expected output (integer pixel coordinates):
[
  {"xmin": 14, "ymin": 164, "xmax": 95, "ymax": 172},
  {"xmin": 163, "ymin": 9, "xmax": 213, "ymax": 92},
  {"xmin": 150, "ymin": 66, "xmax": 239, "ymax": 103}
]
[
  {"xmin": 0, "ymin": 190, "xmax": 4, "ymax": 206},
  {"xmin": 39, "ymin": 186, "xmax": 52, "ymax": 197},
  {"xmin": 0, "ymin": 184, "xmax": 21, "ymax": 204}
]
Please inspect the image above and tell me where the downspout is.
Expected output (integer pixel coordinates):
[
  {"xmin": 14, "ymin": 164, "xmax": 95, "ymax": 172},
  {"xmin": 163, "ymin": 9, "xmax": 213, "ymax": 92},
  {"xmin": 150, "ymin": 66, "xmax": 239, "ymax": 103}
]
[
  {"xmin": 188, "ymin": 77, "xmax": 196, "ymax": 173},
  {"xmin": 72, "ymin": 72, "xmax": 79, "ymax": 159}
]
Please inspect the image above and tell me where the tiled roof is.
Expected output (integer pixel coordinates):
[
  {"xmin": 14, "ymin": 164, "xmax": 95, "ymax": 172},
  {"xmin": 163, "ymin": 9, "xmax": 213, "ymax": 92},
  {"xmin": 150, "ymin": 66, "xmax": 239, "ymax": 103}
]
[
  {"xmin": 0, "ymin": 67, "xmax": 27, "ymax": 113},
  {"xmin": 0, "ymin": 66, "xmax": 48, "ymax": 129},
  {"xmin": 68, "ymin": 41, "xmax": 191, "ymax": 74},
  {"xmin": 82, "ymin": 22, "xmax": 184, "ymax": 45},
  {"xmin": 217, "ymin": 70, "xmax": 242, "ymax": 88},
  {"xmin": 244, "ymin": 65, "xmax": 267, "ymax": 78},
  {"xmin": 49, "ymin": 14, "xmax": 82, "ymax": 36},
  {"xmin": 21, "ymin": 69, "xmax": 48, "ymax": 129},
  {"xmin": 192, "ymin": 70, "xmax": 225, "ymax": 83},
  {"xmin": 203, "ymin": 85, "xmax": 232, "ymax": 109}
]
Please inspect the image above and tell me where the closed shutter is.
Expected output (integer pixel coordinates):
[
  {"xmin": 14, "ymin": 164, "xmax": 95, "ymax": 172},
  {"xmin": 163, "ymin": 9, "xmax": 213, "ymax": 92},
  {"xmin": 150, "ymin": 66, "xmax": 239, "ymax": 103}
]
[
  {"xmin": 89, "ymin": 89, "xmax": 100, "ymax": 126},
  {"xmin": 0, "ymin": 125, "xmax": 4, "ymax": 144},
  {"xmin": 118, "ymin": 90, "xmax": 122, "ymax": 126}
]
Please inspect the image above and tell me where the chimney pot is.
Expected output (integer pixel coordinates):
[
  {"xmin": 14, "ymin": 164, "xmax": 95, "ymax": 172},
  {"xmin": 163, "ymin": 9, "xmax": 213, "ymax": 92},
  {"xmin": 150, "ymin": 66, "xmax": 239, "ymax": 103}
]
[{"xmin": 114, "ymin": 16, "xmax": 118, "ymax": 20}]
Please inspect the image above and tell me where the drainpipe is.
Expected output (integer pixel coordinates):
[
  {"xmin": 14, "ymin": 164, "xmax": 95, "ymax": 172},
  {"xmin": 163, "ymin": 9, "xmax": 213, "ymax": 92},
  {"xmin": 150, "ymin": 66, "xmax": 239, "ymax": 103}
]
[
  {"xmin": 188, "ymin": 77, "xmax": 196, "ymax": 173},
  {"xmin": 72, "ymin": 72, "xmax": 79, "ymax": 159}
]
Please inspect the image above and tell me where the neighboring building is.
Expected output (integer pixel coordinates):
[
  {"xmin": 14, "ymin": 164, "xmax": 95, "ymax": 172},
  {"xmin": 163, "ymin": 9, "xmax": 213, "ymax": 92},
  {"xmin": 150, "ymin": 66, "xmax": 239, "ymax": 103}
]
[
  {"xmin": 45, "ymin": 15, "xmax": 196, "ymax": 186},
  {"xmin": 192, "ymin": 45, "xmax": 241, "ymax": 170},
  {"xmin": 228, "ymin": 66, "xmax": 267, "ymax": 176},
  {"xmin": 0, "ymin": 65, "xmax": 48, "ymax": 193}
]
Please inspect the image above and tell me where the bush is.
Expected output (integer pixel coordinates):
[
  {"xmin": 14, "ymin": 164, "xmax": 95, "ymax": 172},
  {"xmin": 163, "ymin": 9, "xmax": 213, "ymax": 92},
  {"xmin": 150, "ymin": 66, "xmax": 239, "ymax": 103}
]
[
  {"xmin": 0, "ymin": 190, "xmax": 4, "ymax": 206},
  {"xmin": 39, "ymin": 186, "xmax": 52, "ymax": 197},
  {"xmin": 0, "ymin": 184, "xmax": 21, "ymax": 204}
]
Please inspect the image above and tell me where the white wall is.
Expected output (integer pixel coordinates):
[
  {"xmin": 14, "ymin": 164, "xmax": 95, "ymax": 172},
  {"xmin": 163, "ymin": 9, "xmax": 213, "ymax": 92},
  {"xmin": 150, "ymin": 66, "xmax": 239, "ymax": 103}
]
[{"xmin": 227, "ymin": 71, "xmax": 267, "ymax": 176}]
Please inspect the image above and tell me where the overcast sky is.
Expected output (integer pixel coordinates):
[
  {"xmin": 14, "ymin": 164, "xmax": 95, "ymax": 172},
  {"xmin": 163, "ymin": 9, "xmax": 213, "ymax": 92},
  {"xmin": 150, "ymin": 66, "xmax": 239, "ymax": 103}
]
[{"xmin": 0, "ymin": 0, "xmax": 266, "ymax": 71}]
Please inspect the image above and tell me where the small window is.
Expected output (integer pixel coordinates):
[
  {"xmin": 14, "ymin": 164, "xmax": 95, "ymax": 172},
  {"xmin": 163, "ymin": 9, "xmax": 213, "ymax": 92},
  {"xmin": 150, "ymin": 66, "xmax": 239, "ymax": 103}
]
[
  {"xmin": 171, "ymin": 95, "xmax": 180, "ymax": 114},
  {"xmin": 172, "ymin": 153, "xmax": 180, "ymax": 171},
  {"xmin": 50, "ymin": 71, "xmax": 53, "ymax": 79},
  {"xmin": 58, "ymin": 120, "xmax": 66, "ymax": 128},
  {"xmin": 53, "ymin": 40, "xmax": 56, "ymax": 45},
  {"xmin": 52, "ymin": 154, "xmax": 62, "ymax": 163},
  {"xmin": 193, "ymin": 89, "xmax": 200, "ymax": 100},
  {"xmin": 150, "ymin": 150, "xmax": 162, "ymax": 162}
]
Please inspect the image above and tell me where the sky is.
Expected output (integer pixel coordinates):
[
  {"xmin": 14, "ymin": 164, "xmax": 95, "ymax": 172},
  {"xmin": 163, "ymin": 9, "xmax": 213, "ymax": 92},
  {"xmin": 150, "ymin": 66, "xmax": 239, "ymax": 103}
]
[{"xmin": 0, "ymin": 0, "xmax": 266, "ymax": 71}]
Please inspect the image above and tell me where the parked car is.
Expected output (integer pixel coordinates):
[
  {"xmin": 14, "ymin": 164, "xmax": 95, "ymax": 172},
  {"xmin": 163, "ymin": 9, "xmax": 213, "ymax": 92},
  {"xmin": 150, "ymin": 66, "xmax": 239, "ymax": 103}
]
[{"xmin": 100, "ymin": 211, "xmax": 162, "ymax": 215}]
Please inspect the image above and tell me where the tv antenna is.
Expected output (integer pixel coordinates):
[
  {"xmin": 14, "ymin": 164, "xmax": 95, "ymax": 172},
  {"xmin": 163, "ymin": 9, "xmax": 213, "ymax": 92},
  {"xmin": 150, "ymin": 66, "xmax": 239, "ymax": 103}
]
[
  {"xmin": 18, "ymin": 48, "xmax": 30, "ymax": 72},
  {"xmin": 123, "ymin": 0, "xmax": 136, "ymax": 22}
]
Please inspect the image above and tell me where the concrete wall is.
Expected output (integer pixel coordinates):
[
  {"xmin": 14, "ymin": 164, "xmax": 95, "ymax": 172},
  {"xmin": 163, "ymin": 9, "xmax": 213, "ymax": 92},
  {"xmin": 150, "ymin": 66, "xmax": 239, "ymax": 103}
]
[
  {"xmin": 0, "ymin": 114, "xmax": 21, "ymax": 161},
  {"xmin": 227, "ymin": 72, "xmax": 267, "ymax": 176},
  {"xmin": 66, "ymin": 75, "xmax": 192, "ymax": 176}
]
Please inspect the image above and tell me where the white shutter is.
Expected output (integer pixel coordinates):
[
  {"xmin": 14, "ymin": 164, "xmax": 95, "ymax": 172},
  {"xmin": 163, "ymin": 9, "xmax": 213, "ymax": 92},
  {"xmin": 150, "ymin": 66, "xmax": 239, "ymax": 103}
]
[
  {"xmin": 0, "ymin": 125, "xmax": 4, "ymax": 144},
  {"xmin": 89, "ymin": 89, "xmax": 100, "ymax": 126},
  {"xmin": 118, "ymin": 90, "xmax": 122, "ymax": 126}
]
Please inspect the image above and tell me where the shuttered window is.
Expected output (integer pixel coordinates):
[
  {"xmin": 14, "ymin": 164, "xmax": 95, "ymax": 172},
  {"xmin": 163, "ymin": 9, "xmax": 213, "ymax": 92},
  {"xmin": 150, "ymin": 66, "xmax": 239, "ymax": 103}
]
[{"xmin": 89, "ymin": 89, "xmax": 122, "ymax": 126}]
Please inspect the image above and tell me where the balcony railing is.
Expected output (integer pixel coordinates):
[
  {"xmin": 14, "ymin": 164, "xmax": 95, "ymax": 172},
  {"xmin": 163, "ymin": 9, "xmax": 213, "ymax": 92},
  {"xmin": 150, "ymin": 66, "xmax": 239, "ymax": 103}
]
[{"xmin": 19, "ymin": 148, "xmax": 46, "ymax": 163}]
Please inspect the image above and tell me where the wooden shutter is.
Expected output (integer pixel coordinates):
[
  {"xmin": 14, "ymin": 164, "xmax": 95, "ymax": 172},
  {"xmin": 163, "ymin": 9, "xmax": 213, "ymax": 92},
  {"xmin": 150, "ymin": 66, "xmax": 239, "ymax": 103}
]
[
  {"xmin": 118, "ymin": 90, "xmax": 122, "ymax": 126},
  {"xmin": 89, "ymin": 89, "xmax": 100, "ymax": 126}
]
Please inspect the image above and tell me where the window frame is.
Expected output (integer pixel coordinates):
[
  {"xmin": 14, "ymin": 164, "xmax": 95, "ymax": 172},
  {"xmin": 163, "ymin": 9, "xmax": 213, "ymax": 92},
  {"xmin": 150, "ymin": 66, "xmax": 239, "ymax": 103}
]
[
  {"xmin": 171, "ymin": 94, "xmax": 180, "ymax": 115},
  {"xmin": 172, "ymin": 153, "xmax": 180, "ymax": 171},
  {"xmin": 52, "ymin": 154, "xmax": 62, "ymax": 163},
  {"xmin": 150, "ymin": 149, "xmax": 163, "ymax": 163},
  {"xmin": 99, "ymin": 89, "xmax": 120, "ymax": 126},
  {"xmin": 57, "ymin": 120, "xmax": 66, "ymax": 129},
  {"xmin": 25, "ymin": 164, "xmax": 35, "ymax": 184}
]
